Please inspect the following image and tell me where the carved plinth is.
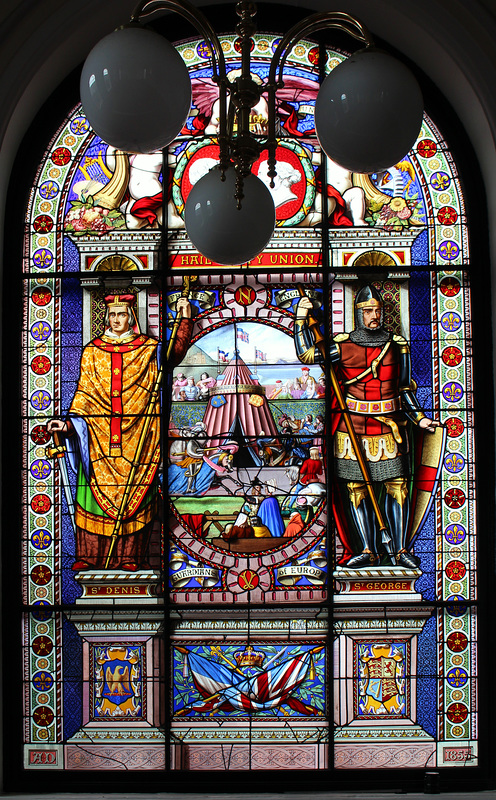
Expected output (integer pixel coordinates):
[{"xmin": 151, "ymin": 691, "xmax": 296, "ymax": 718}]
[
  {"xmin": 75, "ymin": 568, "xmax": 163, "ymax": 605},
  {"xmin": 332, "ymin": 564, "xmax": 434, "ymax": 766},
  {"xmin": 65, "ymin": 609, "xmax": 164, "ymax": 751},
  {"xmin": 334, "ymin": 565, "xmax": 422, "ymax": 603}
]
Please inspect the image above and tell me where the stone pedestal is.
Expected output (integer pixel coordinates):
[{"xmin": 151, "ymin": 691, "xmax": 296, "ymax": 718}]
[
  {"xmin": 64, "ymin": 569, "xmax": 165, "ymax": 769},
  {"xmin": 333, "ymin": 565, "xmax": 435, "ymax": 769},
  {"xmin": 75, "ymin": 568, "xmax": 163, "ymax": 605},
  {"xmin": 334, "ymin": 565, "xmax": 423, "ymax": 603},
  {"xmin": 170, "ymin": 724, "xmax": 327, "ymax": 770}
]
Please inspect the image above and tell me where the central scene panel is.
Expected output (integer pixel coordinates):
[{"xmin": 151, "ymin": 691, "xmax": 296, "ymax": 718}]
[{"xmin": 167, "ymin": 271, "xmax": 328, "ymax": 605}]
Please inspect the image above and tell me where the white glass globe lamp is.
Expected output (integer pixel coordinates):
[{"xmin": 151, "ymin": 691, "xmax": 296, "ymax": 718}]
[
  {"xmin": 80, "ymin": 26, "xmax": 191, "ymax": 153},
  {"xmin": 184, "ymin": 168, "xmax": 276, "ymax": 265},
  {"xmin": 315, "ymin": 49, "xmax": 424, "ymax": 174}
]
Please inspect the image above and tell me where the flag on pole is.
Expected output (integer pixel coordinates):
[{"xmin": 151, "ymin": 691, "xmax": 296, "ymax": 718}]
[{"xmin": 237, "ymin": 328, "xmax": 249, "ymax": 343}]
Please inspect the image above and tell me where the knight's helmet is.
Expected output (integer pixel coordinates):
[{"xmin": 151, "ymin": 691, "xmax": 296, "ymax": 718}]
[{"xmin": 354, "ymin": 284, "xmax": 384, "ymax": 330}]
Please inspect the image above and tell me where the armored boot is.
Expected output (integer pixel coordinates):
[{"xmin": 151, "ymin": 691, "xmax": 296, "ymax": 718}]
[
  {"xmin": 185, "ymin": 462, "xmax": 201, "ymax": 494},
  {"xmin": 384, "ymin": 478, "xmax": 419, "ymax": 568},
  {"xmin": 345, "ymin": 482, "xmax": 378, "ymax": 568}
]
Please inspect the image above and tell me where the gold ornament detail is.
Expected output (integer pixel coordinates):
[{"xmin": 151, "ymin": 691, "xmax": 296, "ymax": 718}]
[
  {"xmin": 353, "ymin": 250, "xmax": 396, "ymax": 269},
  {"xmin": 95, "ymin": 254, "xmax": 138, "ymax": 272}
]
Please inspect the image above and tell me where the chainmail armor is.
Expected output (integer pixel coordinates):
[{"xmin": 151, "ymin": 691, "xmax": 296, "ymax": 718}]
[
  {"xmin": 335, "ymin": 453, "xmax": 410, "ymax": 482},
  {"xmin": 349, "ymin": 327, "xmax": 391, "ymax": 346}
]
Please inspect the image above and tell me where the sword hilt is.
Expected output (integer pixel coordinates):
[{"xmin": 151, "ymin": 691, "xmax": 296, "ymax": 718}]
[{"xmin": 45, "ymin": 430, "xmax": 67, "ymax": 460}]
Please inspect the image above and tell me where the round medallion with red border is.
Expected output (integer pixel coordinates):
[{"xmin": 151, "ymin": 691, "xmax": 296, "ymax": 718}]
[
  {"xmin": 33, "ymin": 215, "xmax": 54, "ymax": 234},
  {"xmin": 439, "ymin": 277, "xmax": 461, "ymax": 296},
  {"xmin": 437, "ymin": 206, "xmax": 458, "ymax": 226},
  {"xmin": 51, "ymin": 147, "xmax": 71, "ymax": 166},
  {"xmin": 31, "ymin": 564, "xmax": 53, "ymax": 586},
  {"xmin": 32, "ymin": 635, "xmax": 53, "ymax": 656},
  {"xmin": 446, "ymin": 631, "xmax": 468, "ymax": 652},
  {"xmin": 446, "ymin": 702, "xmax": 468, "ymax": 724},
  {"xmin": 238, "ymin": 569, "xmax": 259, "ymax": 591},
  {"xmin": 234, "ymin": 38, "xmax": 254, "ymax": 53},
  {"xmin": 252, "ymin": 146, "xmax": 309, "ymax": 222},
  {"xmin": 178, "ymin": 142, "xmax": 220, "ymax": 207},
  {"xmin": 234, "ymin": 286, "xmax": 257, "ymax": 306},
  {"xmin": 444, "ymin": 488, "xmax": 466, "ymax": 509},
  {"xmin": 308, "ymin": 46, "xmax": 319, "ymax": 66},
  {"xmin": 174, "ymin": 138, "xmax": 314, "ymax": 228},
  {"xmin": 445, "ymin": 560, "xmax": 467, "ymax": 581},
  {"xmin": 31, "ymin": 494, "xmax": 51, "ymax": 514},
  {"xmin": 225, "ymin": 564, "xmax": 272, "ymax": 594},
  {"xmin": 33, "ymin": 706, "xmax": 55, "ymax": 727},
  {"xmin": 442, "ymin": 346, "xmax": 463, "ymax": 367},
  {"xmin": 417, "ymin": 139, "xmax": 437, "ymax": 158},
  {"xmin": 32, "ymin": 287, "xmax": 53, "ymax": 306},
  {"xmin": 30, "ymin": 425, "xmax": 51, "ymax": 445},
  {"xmin": 31, "ymin": 355, "xmax": 51, "ymax": 375},
  {"xmin": 446, "ymin": 417, "xmax": 464, "ymax": 438}
]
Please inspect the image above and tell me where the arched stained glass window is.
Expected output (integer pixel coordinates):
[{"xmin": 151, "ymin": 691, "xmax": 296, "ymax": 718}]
[{"xmin": 16, "ymin": 27, "xmax": 482, "ymax": 788}]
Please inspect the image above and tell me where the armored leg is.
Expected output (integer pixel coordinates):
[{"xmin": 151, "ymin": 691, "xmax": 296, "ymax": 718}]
[
  {"xmin": 345, "ymin": 482, "xmax": 378, "ymax": 568},
  {"xmin": 384, "ymin": 478, "xmax": 418, "ymax": 568},
  {"xmin": 185, "ymin": 462, "xmax": 201, "ymax": 494}
]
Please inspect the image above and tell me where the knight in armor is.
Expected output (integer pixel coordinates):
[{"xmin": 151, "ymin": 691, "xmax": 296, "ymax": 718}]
[{"xmin": 294, "ymin": 285, "xmax": 440, "ymax": 569}]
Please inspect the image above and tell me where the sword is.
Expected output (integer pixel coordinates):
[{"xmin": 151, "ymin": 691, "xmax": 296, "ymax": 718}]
[{"xmin": 45, "ymin": 430, "xmax": 76, "ymax": 532}]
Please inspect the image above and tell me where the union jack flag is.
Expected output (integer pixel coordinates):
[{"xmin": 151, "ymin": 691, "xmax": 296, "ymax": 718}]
[
  {"xmin": 175, "ymin": 647, "xmax": 322, "ymax": 716},
  {"xmin": 218, "ymin": 348, "xmax": 229, "ymax": 362},
  {"xmin": 255, "ymin": 348, "xmax": 266, "ymax": 361},
  {"xmin": 237, "ymin": 328, "xmax": 249, "ymax": 343}
]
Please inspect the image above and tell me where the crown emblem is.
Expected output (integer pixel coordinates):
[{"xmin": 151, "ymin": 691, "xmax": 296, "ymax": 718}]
[{"xmin": 234, "ymin": 645, "xmax": 265, "ymax": 668}]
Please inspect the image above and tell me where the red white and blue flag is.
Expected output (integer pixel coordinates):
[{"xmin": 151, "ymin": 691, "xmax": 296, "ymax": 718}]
[
  {"xmin": 237, "ymin": 328, "xmax": 249, "ymax": 343},
  {"xmin": 176, "ymin": 647, "xmax": 321, "ymax": 716}
]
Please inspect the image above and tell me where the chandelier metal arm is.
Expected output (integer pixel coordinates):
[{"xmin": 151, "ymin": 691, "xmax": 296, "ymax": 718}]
[
  {"xmin": 129, "ymin": 0, "xmax": 231, "ymax": 176},
  {"xmin": 264, "ymin": 11, "xmax": 374, "ymax": 186},
  {"xmin": 268, "ymin": 11, "xmax": 374, "ymax": 87},
  {"xmin": 129, "ymin": 0, "xmax": 227, "ymax": 81},
  {"xmin": 266, "ymin": 82, "xmax": 277, "ymax": 188}
]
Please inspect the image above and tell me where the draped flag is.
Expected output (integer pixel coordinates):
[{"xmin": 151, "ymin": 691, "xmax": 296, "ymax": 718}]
[{"xmin": 176, "ymin": 647, "xmax": 322, "ymax": 716}]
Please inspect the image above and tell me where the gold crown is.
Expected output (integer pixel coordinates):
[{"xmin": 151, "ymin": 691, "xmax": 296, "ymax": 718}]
[{"xmin": 234, "ymin": 645, "xmax": 265, "ymax": 668}]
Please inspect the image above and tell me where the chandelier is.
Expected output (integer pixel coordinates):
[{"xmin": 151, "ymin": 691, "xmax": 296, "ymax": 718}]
[{"xmin": 80, "ymin": 0, "xmax": 423, "ymax": 264}]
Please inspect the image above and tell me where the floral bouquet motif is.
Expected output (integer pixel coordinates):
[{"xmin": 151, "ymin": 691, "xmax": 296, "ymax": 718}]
[
  {"xmin": 367, "ymin": 195, "xmax": 420, "ymax": 231},
  {"xmin": 64, "ymin": 197, "xmax": 125, "ymax": 236}
]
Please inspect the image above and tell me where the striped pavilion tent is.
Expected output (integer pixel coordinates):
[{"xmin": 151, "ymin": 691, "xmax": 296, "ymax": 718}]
[{"xmin": 202, "ymin": 354, "xmax": 280, "ymax": 465}]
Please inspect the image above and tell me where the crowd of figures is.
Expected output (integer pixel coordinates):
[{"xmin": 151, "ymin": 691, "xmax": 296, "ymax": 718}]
[
  {"xmin": 172, "ymin": 369, "xmax": 326, "ymax": 402},
  {"xmin": 172, "ymin": 372, "xmax": 217, "ymax": 401},
  {"xmin": 168, "ymin": 418, "xmax": 326, "ymax": 543}
]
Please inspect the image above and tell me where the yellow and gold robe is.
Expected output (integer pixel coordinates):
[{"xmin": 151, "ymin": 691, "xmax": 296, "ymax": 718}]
[{"xmin": 69, "ymin": 332, "xmax": 160, "ymax": 539}]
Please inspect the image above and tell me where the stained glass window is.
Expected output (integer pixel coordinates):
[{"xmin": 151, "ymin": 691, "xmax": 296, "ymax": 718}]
[{"xmin": 15, "ymin": 28, "xmax": 480, "ymax": 785}]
